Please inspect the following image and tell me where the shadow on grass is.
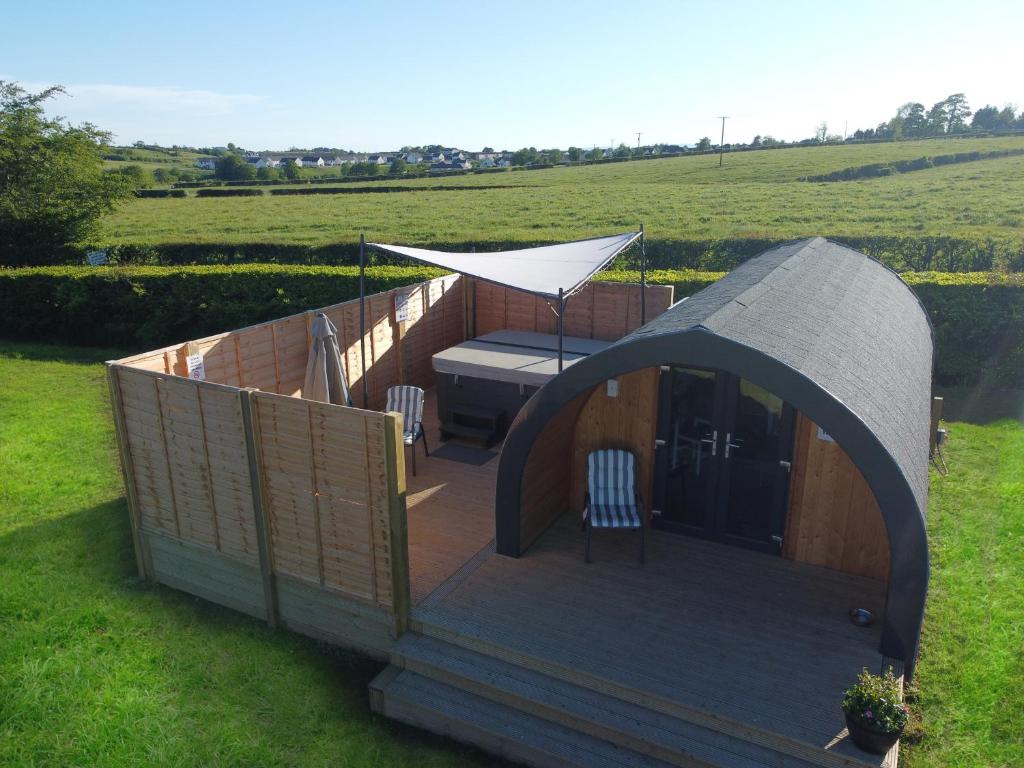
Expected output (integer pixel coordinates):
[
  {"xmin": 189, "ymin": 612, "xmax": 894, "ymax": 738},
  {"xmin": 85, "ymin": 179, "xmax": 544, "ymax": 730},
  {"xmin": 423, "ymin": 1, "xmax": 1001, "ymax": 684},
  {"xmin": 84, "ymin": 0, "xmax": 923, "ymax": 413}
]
[
  {"xmin": 1, "ymin": 496, "xmax": 500, "ymax": 766},
  {"xmin": 0, "ymin": 338, "xmax": 129, "ymax": 365},
  {"xmin": 935, "ymin": 385, "xmax": 1024, "ymax": 425}
]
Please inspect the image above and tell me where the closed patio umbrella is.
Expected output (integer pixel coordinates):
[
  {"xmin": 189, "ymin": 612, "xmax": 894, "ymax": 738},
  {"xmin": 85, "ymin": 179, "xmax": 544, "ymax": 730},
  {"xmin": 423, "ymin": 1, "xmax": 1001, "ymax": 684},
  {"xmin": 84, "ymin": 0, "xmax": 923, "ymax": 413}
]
[{"xmin": 303, "ymin": 313, "xmax": 353, "ymax": 406}]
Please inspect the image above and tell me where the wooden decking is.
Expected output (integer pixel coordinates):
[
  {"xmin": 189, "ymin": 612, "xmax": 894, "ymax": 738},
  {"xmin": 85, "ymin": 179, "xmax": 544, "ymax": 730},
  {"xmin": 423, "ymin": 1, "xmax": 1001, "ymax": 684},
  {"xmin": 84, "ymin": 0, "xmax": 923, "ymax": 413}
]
[
  {"xmin": 405, "ymin": 388, "xmax": 498, "ymax": 605},
  {"xmin": 405, "ymin": 513, "xmax": 896, "ymax": 767},
  {"xmin": 397, "ymin": 388, "xmax": 900, "ymax": 767}
]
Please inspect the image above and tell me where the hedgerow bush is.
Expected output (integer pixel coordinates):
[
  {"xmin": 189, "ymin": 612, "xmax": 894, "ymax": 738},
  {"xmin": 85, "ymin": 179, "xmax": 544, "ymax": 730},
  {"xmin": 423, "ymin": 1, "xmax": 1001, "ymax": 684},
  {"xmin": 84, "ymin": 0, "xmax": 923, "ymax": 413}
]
[
  {"xmin": 71, "ymin": 236, "xmax": 1022, "ymax": 272},
  {"xmin": 803, "ymin": 148, "xmax": 1024, "ymax": 182},
  {"xmin": 0, "ymin": 265, "xmax": 1019, "ymax": 385},
  {"xmin": 194, "ymin": 188, "xmax": 263, "ymax": 197},
  {"xmin": 135, "ymin": 189, "xmax": 186, "ymax": 198}
]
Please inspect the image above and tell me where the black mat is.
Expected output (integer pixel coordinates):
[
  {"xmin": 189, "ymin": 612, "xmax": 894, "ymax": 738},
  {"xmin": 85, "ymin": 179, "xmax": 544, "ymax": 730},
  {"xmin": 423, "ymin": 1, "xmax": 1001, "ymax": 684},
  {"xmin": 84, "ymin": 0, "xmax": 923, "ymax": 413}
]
[{"xmin": 432, "ymin": 443, "xmax": 496, "ymax": 466}]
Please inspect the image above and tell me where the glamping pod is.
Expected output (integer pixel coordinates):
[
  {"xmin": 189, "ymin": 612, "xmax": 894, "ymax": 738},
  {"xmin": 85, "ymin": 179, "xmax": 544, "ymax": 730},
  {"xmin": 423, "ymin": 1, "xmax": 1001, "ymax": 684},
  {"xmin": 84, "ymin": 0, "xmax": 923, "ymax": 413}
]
[
  {"xmin": 495, "ymin": 237, "xmax": 932, "ymax": 677},
  {"xmin": 108, "ymin": 234, "xmax": 931, "ymax": 768}
]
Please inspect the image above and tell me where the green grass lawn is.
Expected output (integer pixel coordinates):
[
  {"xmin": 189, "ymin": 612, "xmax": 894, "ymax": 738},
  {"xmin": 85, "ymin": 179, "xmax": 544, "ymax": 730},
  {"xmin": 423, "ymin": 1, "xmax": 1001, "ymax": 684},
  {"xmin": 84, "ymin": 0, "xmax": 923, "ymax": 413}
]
[
  {"xmin": 0, "ymin": 342, "xmax": 493, "ymax": 768},
  {"xmin": 0, "ymin": 341, "xmax": 1020, "ymax": 767},
  {"xmin": 101, "ymin": 136, "xmax": 1024, "ymax": 250}
]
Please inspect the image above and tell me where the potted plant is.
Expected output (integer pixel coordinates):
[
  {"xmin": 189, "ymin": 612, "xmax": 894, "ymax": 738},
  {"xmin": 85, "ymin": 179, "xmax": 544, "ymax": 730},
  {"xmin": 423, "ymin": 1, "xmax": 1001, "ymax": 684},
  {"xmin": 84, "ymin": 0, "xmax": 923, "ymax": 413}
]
[{"xmin": 841, "ymin": 667, "xmax": 909, "ymax": 754}]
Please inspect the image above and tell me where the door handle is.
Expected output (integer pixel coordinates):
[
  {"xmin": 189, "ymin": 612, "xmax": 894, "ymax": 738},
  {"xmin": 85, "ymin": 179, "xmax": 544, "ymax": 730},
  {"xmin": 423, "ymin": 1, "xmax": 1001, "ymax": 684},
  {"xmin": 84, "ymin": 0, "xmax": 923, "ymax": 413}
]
[
  {"xmin": 700, "ymin": 430, "xmax": 718, "ymax": 456},
  {"xmin": 724, "ymin": 432, "xmax": 741, "ymax": 458}
]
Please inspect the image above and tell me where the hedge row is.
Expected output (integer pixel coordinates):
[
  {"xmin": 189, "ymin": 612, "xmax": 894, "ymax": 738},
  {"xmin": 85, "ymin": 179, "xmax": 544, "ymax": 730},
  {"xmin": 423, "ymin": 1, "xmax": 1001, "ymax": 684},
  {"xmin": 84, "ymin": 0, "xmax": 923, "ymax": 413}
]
[
  {"xmin": 76, "ymin": 235, "xmax": 1024, "ymax": 272},
  {"xmin": 0, "ymin": 265, "xmax": 1020, "ymax": 386},
  {"xmin": 194, "ymin": 188, "xmax": 264, "ymax": 197},
  {"xmin": 135, "ymin": 189, "xmax": 187, "ymax": 198},
  {"xmin": 803, "ymin": 148, "xmax": 1024, "ymax": 182},
  {"xmin": 267, "ymin": 184, "xmax": 518, "ymax": 196}
]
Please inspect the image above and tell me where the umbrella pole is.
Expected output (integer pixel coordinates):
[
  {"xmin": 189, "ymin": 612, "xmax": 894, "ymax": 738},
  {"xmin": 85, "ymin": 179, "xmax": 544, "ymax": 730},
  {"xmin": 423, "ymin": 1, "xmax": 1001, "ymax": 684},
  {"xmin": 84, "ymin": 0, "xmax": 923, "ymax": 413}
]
[
  {"xmin": 557, "ymin": 288, "xmax": 564, "ymax": 372},
  {"xmin": 359, "ymin": 234, "xmax": 368, "ymax": 409},
  {"xmin": 640, "ymin": 223, "xmax": 647, "ymax": 325}
]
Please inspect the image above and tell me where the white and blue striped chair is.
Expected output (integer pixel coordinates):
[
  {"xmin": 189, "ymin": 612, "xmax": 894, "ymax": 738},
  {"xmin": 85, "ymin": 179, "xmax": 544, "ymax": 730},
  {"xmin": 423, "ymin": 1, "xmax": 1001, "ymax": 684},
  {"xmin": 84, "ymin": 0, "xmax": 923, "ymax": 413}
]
[
  {"xmin": 386, "ymin": 385, "xmax": 429, "ymax": 476},
  {"xmin": 582, "ymin": 448, "xmax": 646, "ymax": 563}
]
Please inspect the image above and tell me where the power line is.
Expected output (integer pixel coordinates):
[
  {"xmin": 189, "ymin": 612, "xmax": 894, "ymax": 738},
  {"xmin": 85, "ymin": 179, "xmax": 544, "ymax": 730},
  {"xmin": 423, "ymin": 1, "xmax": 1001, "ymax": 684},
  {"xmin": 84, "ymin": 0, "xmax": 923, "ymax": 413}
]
[{"xmin": 717, "ymin": 116, "xmax": 729, "ymax": 167}]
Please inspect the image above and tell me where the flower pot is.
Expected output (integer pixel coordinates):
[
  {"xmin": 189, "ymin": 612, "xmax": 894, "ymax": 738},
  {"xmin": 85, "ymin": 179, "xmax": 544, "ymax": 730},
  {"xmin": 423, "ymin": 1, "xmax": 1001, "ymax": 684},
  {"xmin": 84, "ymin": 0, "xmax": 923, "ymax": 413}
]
[{"xmin": 845, "ymin": 712, "xmax": 902, "ymax": 754}]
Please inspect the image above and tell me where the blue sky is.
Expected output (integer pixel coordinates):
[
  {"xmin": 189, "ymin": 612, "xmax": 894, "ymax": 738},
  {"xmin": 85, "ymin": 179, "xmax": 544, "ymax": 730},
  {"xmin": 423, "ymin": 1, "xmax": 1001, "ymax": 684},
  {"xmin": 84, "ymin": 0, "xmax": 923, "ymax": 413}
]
[{"xmin": 3, "ymin": 0, "xmax": 1021, "ymax": 151}]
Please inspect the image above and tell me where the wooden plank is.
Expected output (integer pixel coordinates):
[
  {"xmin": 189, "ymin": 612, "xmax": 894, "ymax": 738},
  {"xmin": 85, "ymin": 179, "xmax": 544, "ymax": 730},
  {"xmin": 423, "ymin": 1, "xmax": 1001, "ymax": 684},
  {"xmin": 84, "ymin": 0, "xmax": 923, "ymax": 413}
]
[
  {"xmin": 384, "ymin": 411, "xmax": 411, "ymax": 636},
  {"xmin": 240, "ymin": 388, "xmax": 279, "ymax": 627},
  {"xmin": 106, "ymin": 365, "xmax": 152, "ymax": 579}
]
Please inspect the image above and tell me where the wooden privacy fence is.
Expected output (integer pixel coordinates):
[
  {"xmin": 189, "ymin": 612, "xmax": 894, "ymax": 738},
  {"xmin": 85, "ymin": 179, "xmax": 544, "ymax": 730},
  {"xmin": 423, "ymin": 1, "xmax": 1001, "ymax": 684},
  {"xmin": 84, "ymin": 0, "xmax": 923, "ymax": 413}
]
[
  {"xmin": 107, "ymin": 272, "xmax": 672, "ymax": 658},
  {"xmin": 116, "ymin": 273, "xmax": 466, "ymax": 410},
  {"xmin": 108, "ymin": 363, "xmax": 410, "ymax": 655}
]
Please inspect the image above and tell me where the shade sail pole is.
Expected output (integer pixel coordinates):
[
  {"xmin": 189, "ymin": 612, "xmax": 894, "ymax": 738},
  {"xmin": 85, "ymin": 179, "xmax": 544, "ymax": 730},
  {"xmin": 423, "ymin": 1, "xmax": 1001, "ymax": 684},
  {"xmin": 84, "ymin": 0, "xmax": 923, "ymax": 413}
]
[
  {"xmin": 640, "ymin": 223, "xmax": 647, "ymax": 325},
  {"xmin": 359, "ymin": 234, "xmax": 369, "ymax": 409},
  {"xmin": 557, "ymin": 288, "xmax": 566, "ymax": 372}
]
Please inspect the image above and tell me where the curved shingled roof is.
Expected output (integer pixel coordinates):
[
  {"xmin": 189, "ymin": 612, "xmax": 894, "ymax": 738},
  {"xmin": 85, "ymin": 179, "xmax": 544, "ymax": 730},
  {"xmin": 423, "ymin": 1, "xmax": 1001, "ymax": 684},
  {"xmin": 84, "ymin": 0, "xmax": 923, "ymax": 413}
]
[{"xmin": 494, "ymin": 237, "xmax": 933, "ymax": 678}]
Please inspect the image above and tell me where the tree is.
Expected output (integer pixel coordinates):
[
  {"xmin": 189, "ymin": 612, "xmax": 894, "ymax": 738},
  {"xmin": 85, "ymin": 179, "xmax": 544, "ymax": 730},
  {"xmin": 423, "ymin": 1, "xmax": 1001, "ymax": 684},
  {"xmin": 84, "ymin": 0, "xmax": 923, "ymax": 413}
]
[
  {"xmin": 926, "ymin": 101, "xmax": 948, "ymax": 134},
  {"xmin": 751, "ymin": 135, "xmax": 762, "ymax": 147},
  {"xmin": 567, "ymin": 146, "xmax": 584, "ymax": 162},
  {"xmin": 481, "ymin": 146, "xmax": 494, "ymax": 153},
  {"xmin": 116, "ymin": 163, "xmax": 152, "ymax": 187},
  {"xmin": 696, "ymin": 137, "xmax": 712, "ymax": 151},
  {"xmin": 214, "ymin": 153, "xmax": 255, "ymax": 180},
  {"xmin": 943, "ymin": 93, "xmax": 971, "ymax": 132},
  {"xmin": 902, "ymin": 103, "xmax": 927, "ymax": 137},
  {"xmin": 255, "ymin": 166, "xmax": 280, "ymax": 181},
  {"xmin": 814, "ymin": 122, "xmax": 828, "ymax": 143},
  {"xmin": 388, "ymin": 157, "xmax": 407, "ymax": 176},
  {"xmin": 612, "ymin": 143, "xmax": 631, "ymax": 159},
  {"xmin": 281, "ymin": 160, "xmax": 300, "ymax": 180},
  {"xmin": 542, "ymin": 148, "xmax": 562, "ymax": 164},
  {"xmin": 0, "ymin": 81, "xmax": 134, "ymax": 265},
  {"xmin": 587, "ymin": 146, "xmax": 605, "ymax": 160},
  {"xmin": 510, "ymin": 147, "xmax": 539, "ymax": 166}
]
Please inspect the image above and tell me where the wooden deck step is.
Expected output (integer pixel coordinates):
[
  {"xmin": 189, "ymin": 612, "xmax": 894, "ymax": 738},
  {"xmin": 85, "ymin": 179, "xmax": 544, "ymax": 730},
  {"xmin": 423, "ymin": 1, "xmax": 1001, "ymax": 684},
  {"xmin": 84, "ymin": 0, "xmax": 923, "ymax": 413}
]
[
  {"xmin": 410, "ymin": 615, "xmax": 893, "ymax": 768},
  {"xmin": 370, "ymin": 665, "xmax": 679, "ymax": 768},
  {"xmin": 390, "ymin": 632, "xmax": 824, "ymax": 768}
]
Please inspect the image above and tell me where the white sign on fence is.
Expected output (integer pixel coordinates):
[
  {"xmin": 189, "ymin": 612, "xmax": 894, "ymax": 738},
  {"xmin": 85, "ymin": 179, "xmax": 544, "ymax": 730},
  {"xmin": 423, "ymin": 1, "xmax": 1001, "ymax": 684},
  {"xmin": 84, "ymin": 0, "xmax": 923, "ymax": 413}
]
[
  {"xmin": 87, "ymin": 250, "xmax": 108, "ymax": 266},
  {"xmin": 394, "ymin": 292, "xmax": 410, "ymax": 323},
  {"xmin": 186, "ymin": 353, "xmax": 206, "ymax": 381}
]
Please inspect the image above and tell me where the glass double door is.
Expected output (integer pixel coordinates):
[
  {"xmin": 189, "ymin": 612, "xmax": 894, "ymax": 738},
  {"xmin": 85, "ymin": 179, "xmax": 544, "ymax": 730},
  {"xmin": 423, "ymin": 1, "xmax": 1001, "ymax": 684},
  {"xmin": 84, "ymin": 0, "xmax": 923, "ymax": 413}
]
[{"xmin": 652, "ymin": 367, "xmax": 795, "ymax": 554}]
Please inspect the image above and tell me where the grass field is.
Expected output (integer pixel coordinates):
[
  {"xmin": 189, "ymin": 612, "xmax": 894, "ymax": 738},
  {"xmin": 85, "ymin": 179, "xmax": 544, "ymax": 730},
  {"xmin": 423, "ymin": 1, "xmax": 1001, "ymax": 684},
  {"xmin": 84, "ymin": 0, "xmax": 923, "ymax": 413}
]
[
  {"xmin": 103, "ymin": 146, "xmax": 214, "ymax": 177},
  {"xmin": 101, "ymin": 136, "xmax": 1024, "ymax": 250},
  {"xmin": 0, "ymin": 340, "xmax": 1021, "ymax": 767}
]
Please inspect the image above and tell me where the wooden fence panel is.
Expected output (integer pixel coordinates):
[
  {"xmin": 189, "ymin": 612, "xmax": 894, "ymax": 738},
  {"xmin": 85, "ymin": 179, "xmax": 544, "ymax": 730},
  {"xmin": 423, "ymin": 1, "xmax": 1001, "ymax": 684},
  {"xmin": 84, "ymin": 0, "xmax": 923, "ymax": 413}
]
[
  {"xmin": 251, "ymin": 392, "xmax": 403, "ymax": 611},
  {"xmin": 471, "ymin": 280, "xmax": 673, "ymax": 342}
]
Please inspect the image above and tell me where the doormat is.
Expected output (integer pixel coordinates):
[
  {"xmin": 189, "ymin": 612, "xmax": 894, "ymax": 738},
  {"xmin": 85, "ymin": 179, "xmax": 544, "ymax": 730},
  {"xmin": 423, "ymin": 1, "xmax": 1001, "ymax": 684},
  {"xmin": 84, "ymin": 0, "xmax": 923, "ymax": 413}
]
[{"xmin": 432, "ymin": 443, "xmax": 496, "ymax": 466}]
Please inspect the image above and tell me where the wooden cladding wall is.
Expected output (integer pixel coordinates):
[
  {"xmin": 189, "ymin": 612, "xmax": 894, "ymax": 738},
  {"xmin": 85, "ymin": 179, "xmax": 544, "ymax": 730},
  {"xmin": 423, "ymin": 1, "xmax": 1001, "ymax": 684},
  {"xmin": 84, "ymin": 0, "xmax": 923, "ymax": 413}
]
[
  {"xmin": 473, "ymin": 281, "xmax": 674, "ymax": 341},
  {"xmin": 518, "ymin": 391, "xmax": 591, "ymax": 552},
  {"xmin": 107, "ymin": 363, "xmax": 409, "ymax": 656},
  {"xmin": 115, "ymin": 274, "xmax": 465, "ymax": 411},
  {"xmin": 570, "ymin": 368, "xmax": 660, "ymax": 518},
  {"xmin": 783, "ymin": 413, "xmax": 891, "ymax": 582}
]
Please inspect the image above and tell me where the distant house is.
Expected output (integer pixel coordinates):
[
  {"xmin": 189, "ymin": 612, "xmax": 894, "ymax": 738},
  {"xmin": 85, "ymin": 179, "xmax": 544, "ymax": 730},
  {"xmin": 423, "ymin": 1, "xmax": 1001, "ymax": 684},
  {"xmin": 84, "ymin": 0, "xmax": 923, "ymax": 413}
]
[
  {"xmin": 194, "ymin": 158, "xmax": 217, "ymax": 170},
  {"xmin": 403, "ymin": 152, "xmax": 424, "ymax": 164},
  {"xmin": 255, "ymin": 156, "xmax": 281, "ymax": 169},
  {"xmin": 476, "ymin": 156, "xmax": 496, "ymax": 168},
  {"xmin": 369, "ymin": 154, "xmax": 392, "ymax": 165},
  {"xmin": 279, "ymin": 156, "xmax": 300, "ymax": 167},
  {"xmin": 497, "ymin": 158, "xmax": 512, "ymax": 167},
  {"xmin": 301, "ymin": 155, "xmax": 325, "ymax": 167}
]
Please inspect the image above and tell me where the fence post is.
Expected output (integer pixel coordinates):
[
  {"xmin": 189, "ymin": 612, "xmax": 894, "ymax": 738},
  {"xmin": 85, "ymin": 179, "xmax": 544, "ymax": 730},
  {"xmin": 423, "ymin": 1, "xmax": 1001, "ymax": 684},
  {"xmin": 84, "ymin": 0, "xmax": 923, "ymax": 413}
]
[
  {"xmin": 239, "ymin": 388, "xmax": 279, "ymax": 628},
  {"xmin": 383, "ymin": 411, "xmax": 411, "ymax": 637},
  {"xmin": 106, "ymin": 364, "xmax": 152, "ymax": 580},
  {"xmin": 929, "ymin": 396, "xmax": 944, "ymax": 456}
]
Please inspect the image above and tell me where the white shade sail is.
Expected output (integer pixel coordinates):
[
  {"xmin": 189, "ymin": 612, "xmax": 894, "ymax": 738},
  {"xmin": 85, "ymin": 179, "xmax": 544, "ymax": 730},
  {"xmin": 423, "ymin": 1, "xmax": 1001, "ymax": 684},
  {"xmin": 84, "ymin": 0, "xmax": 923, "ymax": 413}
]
[{"xmin": 368, "ymin": 231, "xmax": 641, "ymax": 300}]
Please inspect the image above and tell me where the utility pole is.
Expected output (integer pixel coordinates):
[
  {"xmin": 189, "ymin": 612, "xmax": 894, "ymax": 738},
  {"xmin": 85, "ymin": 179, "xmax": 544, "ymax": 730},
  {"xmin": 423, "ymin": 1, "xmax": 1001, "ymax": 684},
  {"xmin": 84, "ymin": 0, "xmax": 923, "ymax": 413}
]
[
  {"xmin": 717, "ymin": 116, "xmax": 729, "ymax": 167},
  {"xmin": 636, "ymin": 131, "xmax": 643, "ymax": 151}
]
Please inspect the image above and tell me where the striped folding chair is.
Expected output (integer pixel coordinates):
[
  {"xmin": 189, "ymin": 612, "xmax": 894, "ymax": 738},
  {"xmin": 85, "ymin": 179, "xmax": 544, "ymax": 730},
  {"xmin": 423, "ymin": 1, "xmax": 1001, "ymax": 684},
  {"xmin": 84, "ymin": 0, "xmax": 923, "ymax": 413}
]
[
  {"xmin": 582, "ymin": 448, "xmax": 646, "ymax": 564},
  {"xmin": 386, "ymin": 385, "xmax": 429, "ymax": 476}
]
